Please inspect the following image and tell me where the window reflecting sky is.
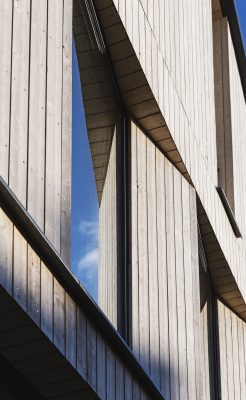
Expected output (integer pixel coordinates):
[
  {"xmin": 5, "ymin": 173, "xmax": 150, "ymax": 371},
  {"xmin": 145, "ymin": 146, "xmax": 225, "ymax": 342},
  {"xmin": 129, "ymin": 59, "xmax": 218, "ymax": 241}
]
[{"xmin": 72, "ymin": 40, "xmax": 99, "ymax": 301}]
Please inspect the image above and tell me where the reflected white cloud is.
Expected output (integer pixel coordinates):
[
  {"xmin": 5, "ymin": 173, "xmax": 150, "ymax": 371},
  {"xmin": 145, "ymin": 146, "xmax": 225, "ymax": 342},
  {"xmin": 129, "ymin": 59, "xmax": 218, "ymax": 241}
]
[
  {"xmin": 74, "ymin": 219, "xmax": 99, "ymax": 299},
  {"xmin": 78, "ymin": 220, "xmax": 98, "ymax": 240},
  {"xmin": 78, "ymin": 248, "xmax": 98, "ymax": 272}
]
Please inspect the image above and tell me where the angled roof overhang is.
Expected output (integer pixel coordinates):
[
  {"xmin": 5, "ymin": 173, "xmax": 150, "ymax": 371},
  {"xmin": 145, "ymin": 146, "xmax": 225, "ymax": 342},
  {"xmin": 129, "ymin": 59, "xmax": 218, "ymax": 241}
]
[{"xmin": 73, "ymin": 0, "xmax": 189, "ymax": 204}]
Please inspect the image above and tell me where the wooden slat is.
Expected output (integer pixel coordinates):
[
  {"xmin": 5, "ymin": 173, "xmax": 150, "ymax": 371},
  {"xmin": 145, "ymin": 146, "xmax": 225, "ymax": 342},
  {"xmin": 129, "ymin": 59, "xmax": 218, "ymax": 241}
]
[
  {"xmin": 156, "ymin": 148, "xmax": 170, "ymax": 398},
  {"xmin": 115, "ymin": 357, "xmax": 124, "ymax": 400},
  {"xmin": 146, "ymin": 140, "xmax": 160, "ymax": 386},
  {"xmin": 27, "ymin": 0, "xmax": 47, "ymax": 229},
  {"xmin": 174, "ymin": 170, "xmax": 188, "ymax": 400},
  {"xmin": 45, "ymin": 0, "xmax": 63, "ymax": 251},
  {"xmin": 165, "ymin": 160, "xmax": 179, "ymax": 399},
  {"xmin": 98, "ymin": 129, "xmax": 117, "ymax": 326},
  {"xmin": 40, "ymin": 262, "xmax": 53, "ymax": 341},
  {"xmin": 96, "ymin": 333, "xmax": 106, "ymax": 400},
  {"xmin": 27, "ymin": 245, "xmax": 41, "ymax": 326},
  {"xmin": 107, "ymin": 346, "xmax": 116, "ymax": 400},
  {"xmin": 217, "ymin": 301, "xmax": 228, "ymax": 400},
  {"xmin": 0, "ymin": 209, "xmax": 13, "ymax": 295},
  {"xmin": 54, "ymin": 278, "xmax": 65, "ymax": 354},
  {"xmin": 65, "ymin": 294, "xmax": 77, "ymax": 368},
  {"xmin": 136, "ymin": 126, "xmax": 149, "ymax": 371},
  {"xmin": 87, "ymin": 320, "xmax": 97, "ymax": 391},
  {"xmin": 130, "ymin": 121, "xmax": 139, "ymax": 359},
  {"xmin": 13, "ymin": 227, "xmax": 27, "ymax": 310},
  {"xmin": 0, "ymin": 1, "xmax": 13, "ymax": 182},
  {"xmin": 9, "ymin": 0, "xmax": 30, "ymax": 206},
  {"xmin": 61, "ymin": 0, "xmax": 73, "ymax": 266},
  {"xmin": 76, "ymin": 308, "xmax": 87, "ymax": 380}
]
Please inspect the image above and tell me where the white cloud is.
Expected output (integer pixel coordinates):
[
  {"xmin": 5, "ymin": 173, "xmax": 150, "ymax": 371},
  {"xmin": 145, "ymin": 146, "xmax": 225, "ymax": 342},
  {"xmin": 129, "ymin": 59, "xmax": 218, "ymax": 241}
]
[
  {"xmin": 74, "ymin": 218, "xmax": 99, "ymax": 298},
  {"xmin": 78, "ymin": 220, "xmax": 98, "ymax": 240},
  {"xmin": 78, "ymin": 248, "xmax": 98, "ymax": 270},
  {"xmin": 77, "ymin": 248, "xmax": 98, "ymax": 288}
]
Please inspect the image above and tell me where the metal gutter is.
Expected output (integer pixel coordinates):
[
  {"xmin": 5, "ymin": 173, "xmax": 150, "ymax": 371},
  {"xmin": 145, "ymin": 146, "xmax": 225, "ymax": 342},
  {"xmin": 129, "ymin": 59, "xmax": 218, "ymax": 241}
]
[{"xmin": 0, "ymin": 175, "xmax": 164, "ymax": 400}]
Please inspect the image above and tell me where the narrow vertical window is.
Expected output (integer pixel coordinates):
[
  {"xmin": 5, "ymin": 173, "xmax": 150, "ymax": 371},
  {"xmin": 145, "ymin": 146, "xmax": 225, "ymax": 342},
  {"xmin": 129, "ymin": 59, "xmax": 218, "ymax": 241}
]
[{"xmin": 72, "ymin": 0, "xmax": 129, "ymax": 335}]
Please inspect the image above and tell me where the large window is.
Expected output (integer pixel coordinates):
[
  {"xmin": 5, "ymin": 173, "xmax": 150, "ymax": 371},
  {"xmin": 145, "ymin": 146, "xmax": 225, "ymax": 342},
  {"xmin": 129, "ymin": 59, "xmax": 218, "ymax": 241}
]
[
  {"xmin": 71, "ymin": 0, "xmax": 128, "ymax": 334},
  {"xmin": 72, "ymin": 40, "xmax": 99, "ymax": 300}
]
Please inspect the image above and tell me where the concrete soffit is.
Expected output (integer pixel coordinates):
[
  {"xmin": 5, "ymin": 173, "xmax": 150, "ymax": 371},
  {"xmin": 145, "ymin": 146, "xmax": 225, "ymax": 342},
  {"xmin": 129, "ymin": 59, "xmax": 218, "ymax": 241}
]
[{"xmin": 73, "ymin": 0, "xmax": 246, "ymax": 320}]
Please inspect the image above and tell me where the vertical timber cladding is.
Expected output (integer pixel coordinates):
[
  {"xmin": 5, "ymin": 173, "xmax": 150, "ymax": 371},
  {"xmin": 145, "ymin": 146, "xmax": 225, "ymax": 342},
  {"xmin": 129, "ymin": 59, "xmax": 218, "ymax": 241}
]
[
  {"xmin": 0, "ymin": 0, "xmax": 72, "ymax": 266},
  {"xmin": 99, "ymin": 129, "xmax": 118, "ymax": 327},
  {"xmin": 131, "ymin": 121, "xmax": 201, "ymax": 399},
  {"xmin": 217, "ymin": 300, "xmax": 246, "ymax": 399},
  {"xmin": 200, "ymin": 303, "xmax": 211, "ymax": 400}
]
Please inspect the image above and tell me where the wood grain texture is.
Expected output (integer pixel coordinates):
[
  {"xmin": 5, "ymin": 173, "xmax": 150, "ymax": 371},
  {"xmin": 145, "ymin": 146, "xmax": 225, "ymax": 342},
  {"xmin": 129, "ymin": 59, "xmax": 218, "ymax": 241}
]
[
  {"xmin": 111, "ymin": 0, "xmax": 246, "ymax": 323},
  {"xmin": 9, "ymin": 0, "xmax": 30, "ymax": 206},
  {"xmin": 99, "ymin": 129, "xmax": 118, "ymax": 327},
  {"xmin": 131, "ymin": 122, "xmax": 200, "ymax": 399},
  {"xmin": 0, "ymin": 1, "xmax": 13, "ymax": 183},
  {"xmin": 45, "ymin": 0, "xmax": 63, "ymax": 251},
  {"xmin": 0, "ymin": 209, "xmax": 13, "ymax": 295},
  {"xmin": 200, "ymin": 303, "xmax": 211, "ymax": 400},
  {"xmin": 0, "ymin": 0, "xmax": 72, "ymax": 262},
  {"xmin": 218, "ymin": 300, "xmax": 246, "ymax": 400},
  {"xmin": 13, "ymin": 227, "xmax": 27, "ymax": 311},
  {"xmin": 61, "ymin": 0, "xmax": 72, "ymax": 266},
  {"xmin": 0, "ymin": 205, "xmax": 156, "ymax": 399},
  {"xmin": 27, "ymin": 0, "xmax": 47, "ymax": 229}
]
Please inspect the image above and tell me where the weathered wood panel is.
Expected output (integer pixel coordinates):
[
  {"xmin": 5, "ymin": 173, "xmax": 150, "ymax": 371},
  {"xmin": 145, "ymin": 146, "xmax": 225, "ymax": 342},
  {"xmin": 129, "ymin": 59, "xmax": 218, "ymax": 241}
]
[
  {"xmin": 131, "ymin": 121, "xmax": 200, "ymax": 399},
  {"xmin": 0, "ymin": 0, "xmax": 72, "ymax": 265},
  {"xmin": 99, "ymin": 129, "xmax": 118, "ymax": 327},
  {"xmin": 0, "ymin": 1, "xmax": 13, "ymax": 183},
  {"xmin": 218, "ymin": 300, "xmax": 246, "ymax": 400},
  {"xmin": 27, "ymin": 0, "xmax": 47, "ymax": 230},
  {"xmin": 200, "ymin": 303, "xmax": 211, "ymax": 400},
  {"xmin": 108, "ymin": 0, "xmax": 246, "ymax": 319},
  {"xmin": 0, "ymin": 205, "xmax": 154, "ymax": 400},
  {"xmin": 9, "ymin": 0, "xmax": 30, "ymax": 207}
]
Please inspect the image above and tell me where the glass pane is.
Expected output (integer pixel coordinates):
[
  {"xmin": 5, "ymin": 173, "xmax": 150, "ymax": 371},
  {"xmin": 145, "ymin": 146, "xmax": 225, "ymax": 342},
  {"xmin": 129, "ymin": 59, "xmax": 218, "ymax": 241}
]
[
  {"xmin": 72, "ymin": 1, "xmax": 119, "ymax": 308},
  {"xmin": 72, "ymin": 39, "xmax": 99, "ymax": 300}
]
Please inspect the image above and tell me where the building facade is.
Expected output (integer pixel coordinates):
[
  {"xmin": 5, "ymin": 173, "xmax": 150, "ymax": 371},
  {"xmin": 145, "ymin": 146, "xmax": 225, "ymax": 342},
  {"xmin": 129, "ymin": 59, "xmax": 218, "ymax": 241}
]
[{"xmin": 0, "ymin": 0, "xmax": 245, "ymax": 399}]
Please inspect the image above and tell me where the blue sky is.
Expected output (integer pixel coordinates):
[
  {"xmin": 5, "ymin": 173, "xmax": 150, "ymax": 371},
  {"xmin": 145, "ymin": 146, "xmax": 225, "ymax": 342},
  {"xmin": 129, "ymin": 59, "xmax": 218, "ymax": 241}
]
[
  {"xmin": 71, "ymin": 2, "xmax": 246, "ymax": 301},
  {"xmin": 72, "ymin": 40, "xmax": 99, "ymax": 300}
]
